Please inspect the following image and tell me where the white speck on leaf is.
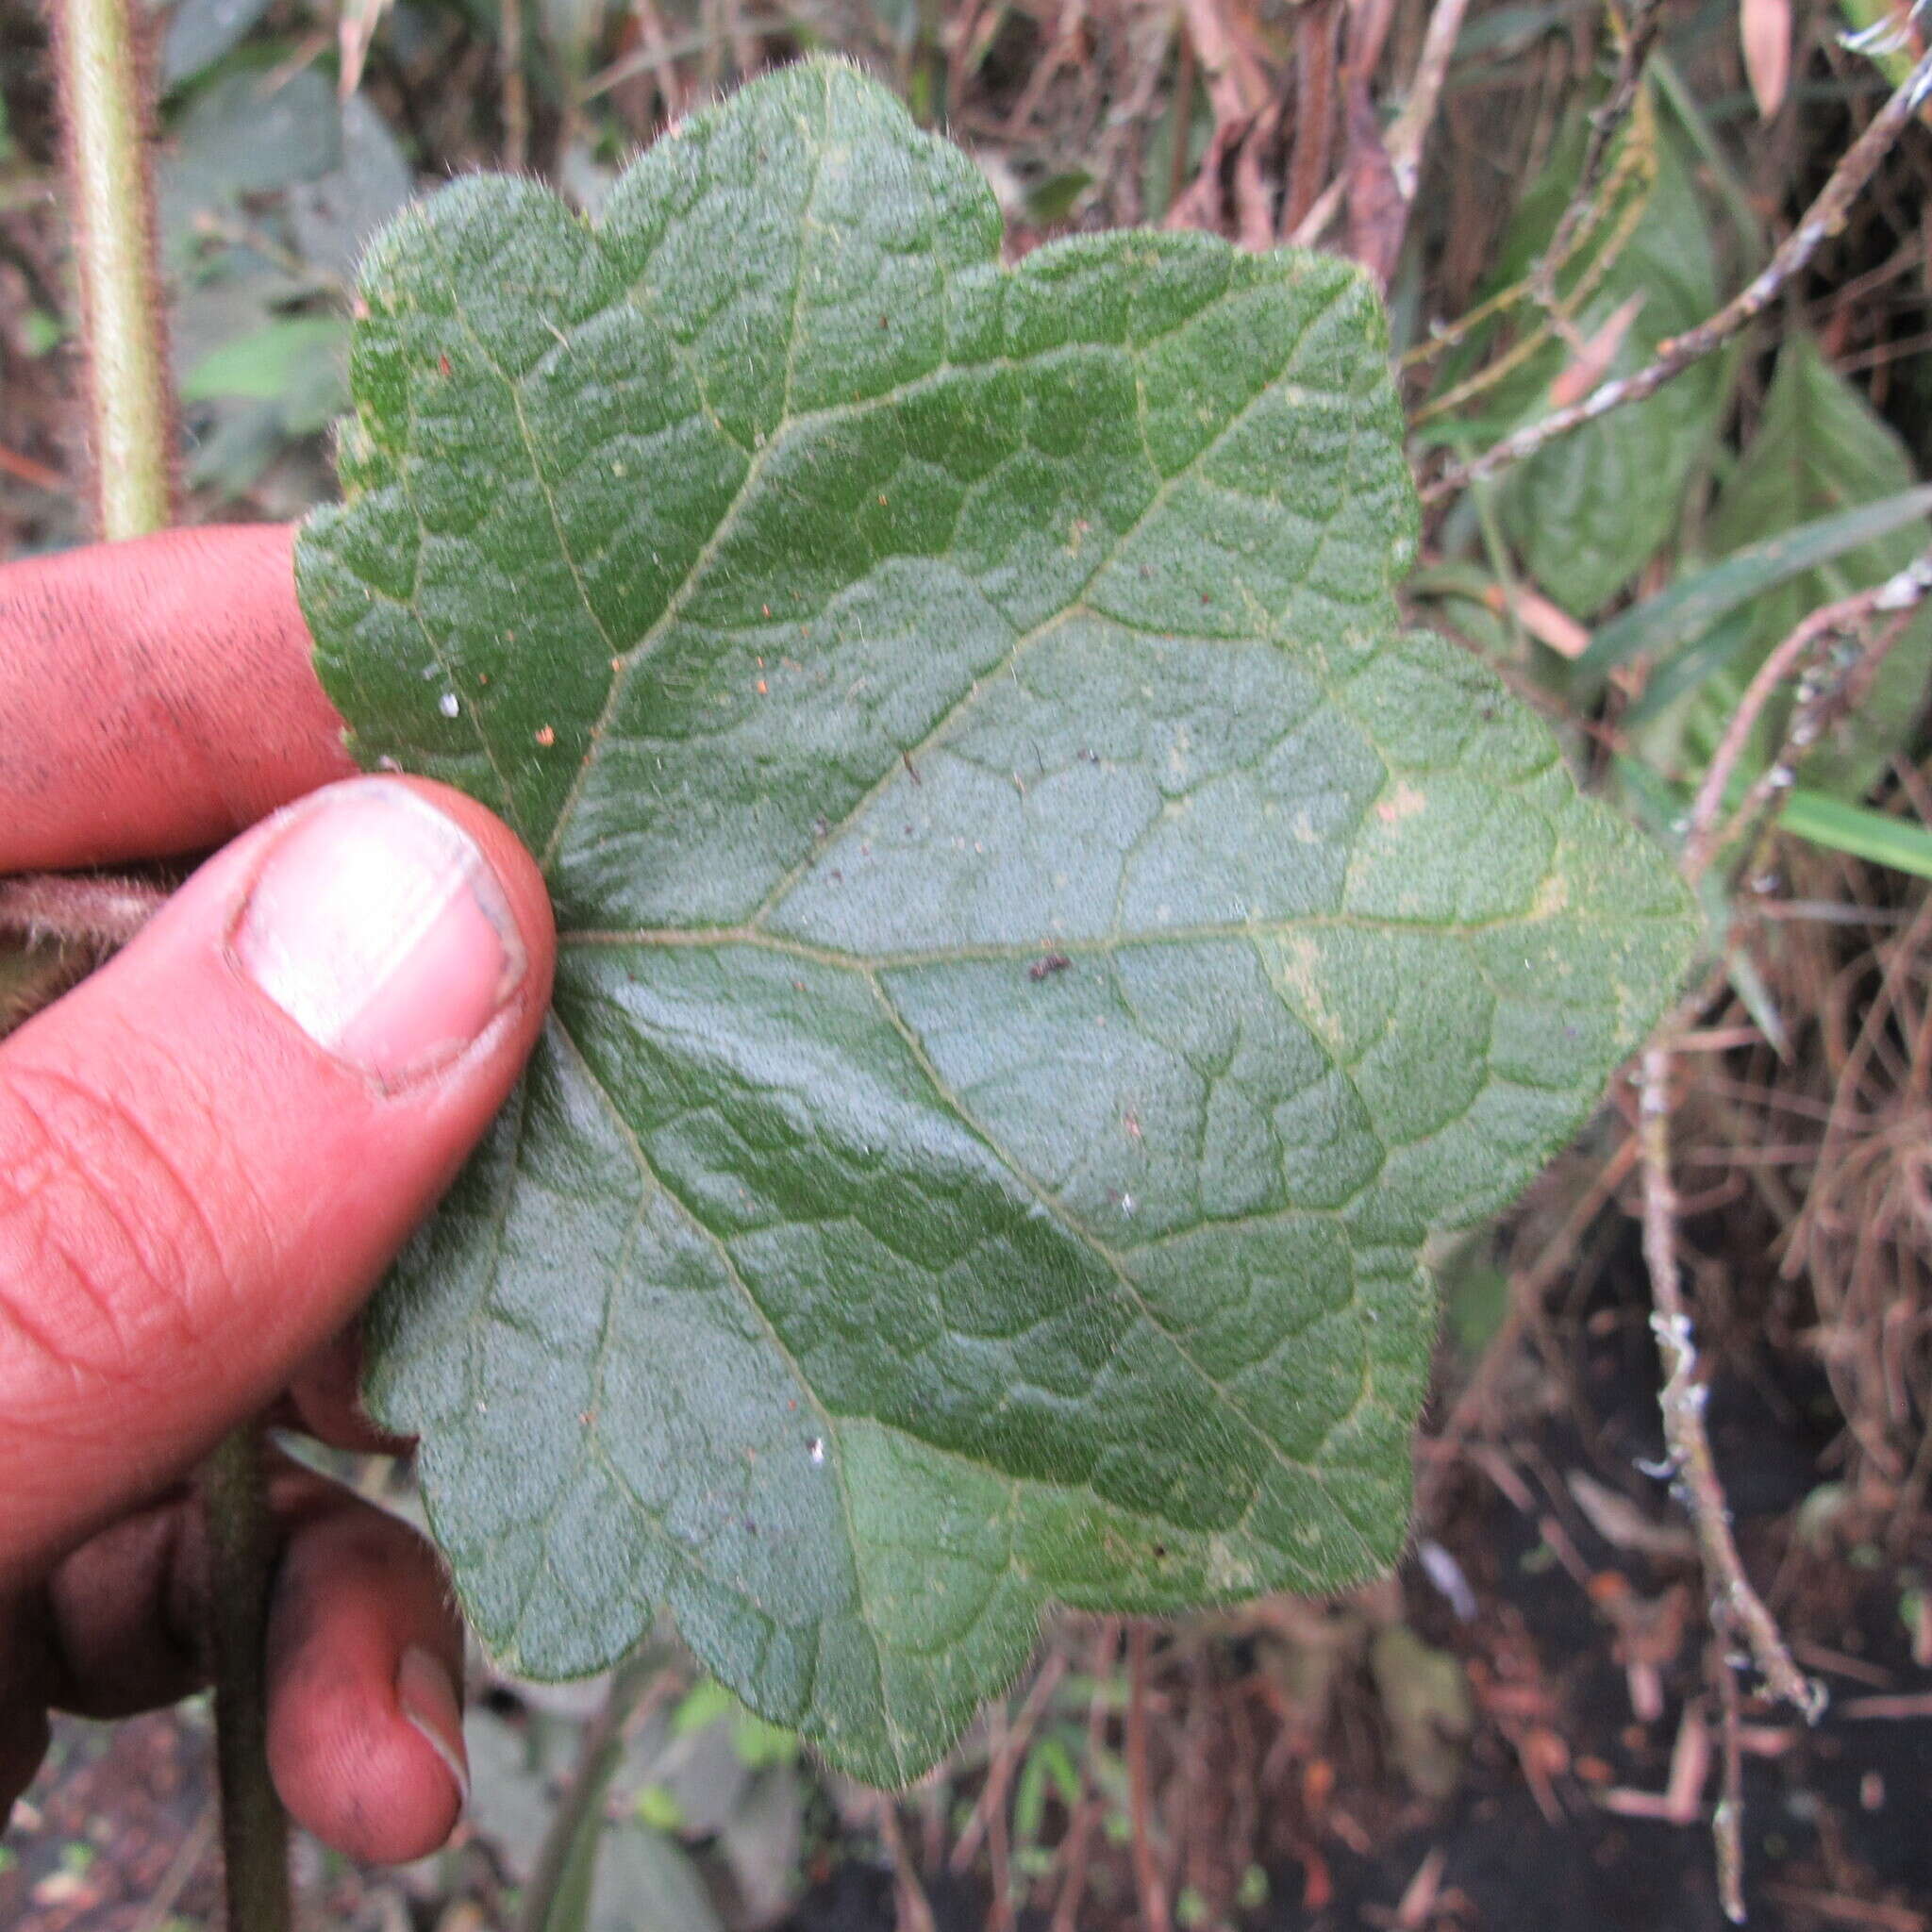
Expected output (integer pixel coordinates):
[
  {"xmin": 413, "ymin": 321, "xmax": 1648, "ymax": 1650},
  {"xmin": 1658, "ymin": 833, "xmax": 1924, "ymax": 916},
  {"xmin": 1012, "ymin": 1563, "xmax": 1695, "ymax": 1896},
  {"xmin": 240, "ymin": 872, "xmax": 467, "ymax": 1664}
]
[
  {"xmin": 439, "ymin": 691, "xmax": 460, "ymax": 718},
  {"xmin": 809, "ymin": 1438, "xmax": 825, "ymax": 1465}
]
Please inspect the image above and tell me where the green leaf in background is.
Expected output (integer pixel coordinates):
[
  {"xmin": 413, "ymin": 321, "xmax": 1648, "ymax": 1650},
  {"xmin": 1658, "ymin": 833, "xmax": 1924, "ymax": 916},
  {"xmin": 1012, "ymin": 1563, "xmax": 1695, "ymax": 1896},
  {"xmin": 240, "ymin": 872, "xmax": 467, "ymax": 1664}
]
[
  {"xmin": 158, "ymin": 0, "xmax": 275, "ymax": 92},
  {"xmin": 1777, "ymin": 789, "xmax": 1932, "ymax": 880},
  {"xmin": 180, "ymin": 316, "xmax": 348, "ymax": 428},
  {"xmin": 158, "ymin": 67, "xmax": 343, "ymax": 264},
  {"xmin": 1692, "ymin": 333, "xmax": 1932, "ymax": 800},
  {"xmin": 1448, "ymin": 92, "xmax": 1726, "ymax": 619},
  {"xmin": 297, "ymin": 58, "xmax": 1694, "ymax": 1783},
  {"xmin": 1584, "ymin": 481, "xmax": 1932, "ymax": 680}
]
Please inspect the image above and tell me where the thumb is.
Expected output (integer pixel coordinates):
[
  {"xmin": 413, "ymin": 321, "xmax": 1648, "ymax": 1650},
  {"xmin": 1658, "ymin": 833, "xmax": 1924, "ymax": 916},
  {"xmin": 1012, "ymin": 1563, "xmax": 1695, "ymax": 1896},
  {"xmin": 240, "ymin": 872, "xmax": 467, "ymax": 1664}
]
[{"xmin": 0, "ymin": 776, "xmax": 553, "ymax": 1578}]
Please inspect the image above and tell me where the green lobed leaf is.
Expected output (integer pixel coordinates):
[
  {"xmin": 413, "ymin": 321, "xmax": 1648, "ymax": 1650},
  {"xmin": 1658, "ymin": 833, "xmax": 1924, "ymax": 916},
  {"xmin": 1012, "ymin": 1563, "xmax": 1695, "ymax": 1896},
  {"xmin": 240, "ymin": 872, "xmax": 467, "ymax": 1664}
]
[{"xmin": 296, "ymin": 58, "xmax": 1694, "ymax": 1784}]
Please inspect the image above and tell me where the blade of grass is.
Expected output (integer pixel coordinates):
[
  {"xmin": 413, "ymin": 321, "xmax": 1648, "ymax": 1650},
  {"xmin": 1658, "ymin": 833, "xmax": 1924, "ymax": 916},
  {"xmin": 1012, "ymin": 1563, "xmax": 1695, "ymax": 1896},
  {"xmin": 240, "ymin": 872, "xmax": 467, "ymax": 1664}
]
[
  {"xmin": 1579, "ymin": 484, "xmax": 1932, "ymax": 675},
  {"xmin": 1777, "ymin": 788, "xmax": 1932, "ymax": 878}
]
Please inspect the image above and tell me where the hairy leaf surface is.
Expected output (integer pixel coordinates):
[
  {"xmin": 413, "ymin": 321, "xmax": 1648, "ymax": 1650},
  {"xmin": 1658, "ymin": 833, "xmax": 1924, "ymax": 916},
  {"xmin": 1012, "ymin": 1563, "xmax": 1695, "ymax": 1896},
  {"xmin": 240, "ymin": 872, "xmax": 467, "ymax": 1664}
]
[{"xmin": 297, "ymin": 58, "xmax": 1693, "ymax": 1783}]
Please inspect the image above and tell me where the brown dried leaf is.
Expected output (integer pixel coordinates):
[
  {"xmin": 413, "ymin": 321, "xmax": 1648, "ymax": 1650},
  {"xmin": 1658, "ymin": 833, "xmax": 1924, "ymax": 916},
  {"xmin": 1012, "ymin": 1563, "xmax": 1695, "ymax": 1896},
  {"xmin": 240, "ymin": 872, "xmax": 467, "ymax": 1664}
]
[
  {"xmin": 1547, "ymin": 289, "xmax": 1648, "ymax": 408},
  {"xmin": 1343, "ymin": 74, "xmax": 1405, "ymax": 289}
]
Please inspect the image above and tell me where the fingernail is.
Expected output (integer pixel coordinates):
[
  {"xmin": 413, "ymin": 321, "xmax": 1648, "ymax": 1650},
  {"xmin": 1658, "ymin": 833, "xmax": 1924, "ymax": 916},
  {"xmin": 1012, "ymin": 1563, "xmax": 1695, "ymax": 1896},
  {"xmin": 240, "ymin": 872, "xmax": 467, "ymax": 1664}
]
[
  {"xmin": 395, "ymin": 1644, "xmax": 469, "ymax": 1810},
  {"xmin": 231, "ymin": 780, "xmax": 525, "ymax": 1088}
]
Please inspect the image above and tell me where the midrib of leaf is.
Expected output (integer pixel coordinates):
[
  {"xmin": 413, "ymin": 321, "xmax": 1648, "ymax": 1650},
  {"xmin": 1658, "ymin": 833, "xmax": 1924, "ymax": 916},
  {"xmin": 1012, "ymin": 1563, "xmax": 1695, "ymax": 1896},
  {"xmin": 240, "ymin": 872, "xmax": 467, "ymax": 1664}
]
[
  {"xmin": 423, "ymin": 220, "xmax": 1358, "ymax": 887},
  {"xmin": 541, "ymin": 963, "xmax": 1362, "ymax": 1780},
  {"xmin": 553, "ymin": 884, "xmax": 1636, "ymax": 957},
  {"xmin": 741, "ymin": 280, "xmax": 1359, "ymax": 933}
]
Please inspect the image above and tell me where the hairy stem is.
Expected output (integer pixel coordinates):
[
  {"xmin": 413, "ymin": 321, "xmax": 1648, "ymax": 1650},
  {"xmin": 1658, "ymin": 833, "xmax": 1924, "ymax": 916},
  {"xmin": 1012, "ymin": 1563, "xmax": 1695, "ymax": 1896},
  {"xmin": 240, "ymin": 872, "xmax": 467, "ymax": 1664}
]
[
  {"xmin": 49, "ymin": 0, "xmax": 176, "ymax": 539},
  {"xmin": 0, "ymin": 872, "xmax": 168, "ymax": 947},
  {"xmin": 50, "ymin": 6, "xmax": 288, "ymax": 1923},
  {"xmin": 199, "ymin": 1431, "xmax": 291, "ymax": 1932}
]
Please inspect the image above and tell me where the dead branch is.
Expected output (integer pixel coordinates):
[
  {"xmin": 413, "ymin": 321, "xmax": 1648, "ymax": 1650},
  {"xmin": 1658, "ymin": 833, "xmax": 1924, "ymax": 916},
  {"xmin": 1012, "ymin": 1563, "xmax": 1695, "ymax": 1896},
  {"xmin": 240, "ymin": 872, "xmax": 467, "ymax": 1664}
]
[
  {"xmin": 1682, "ymin": 543, "xmax": 1932, "ymax": 883},
  {"xmin": 1423, "ymin": 46, "xmax": 1932, "ymax": 504},
  {"xmin": 1638, "ymin": 1046, "xmax": 1824, "ymax": 1718},
  {"xmin": 1637, "ymin": 1042, "xmax": 1824, "ymax": 1916},
  {"xmin": 1530, "ymin": 0, "xmax": 1669, "ymax": 323},
  {"xmin": 1384, "ymin": 0, "xmax": 1476, "ymax": 198}
]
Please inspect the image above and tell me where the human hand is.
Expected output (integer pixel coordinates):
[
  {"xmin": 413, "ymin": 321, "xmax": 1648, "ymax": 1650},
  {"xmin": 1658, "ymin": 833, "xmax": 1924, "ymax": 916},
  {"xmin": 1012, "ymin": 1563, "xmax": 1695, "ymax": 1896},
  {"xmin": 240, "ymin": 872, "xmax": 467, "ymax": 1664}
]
[{"xmin": 0, "ymin": 525, "xmax": 556, "ymax": 1861}]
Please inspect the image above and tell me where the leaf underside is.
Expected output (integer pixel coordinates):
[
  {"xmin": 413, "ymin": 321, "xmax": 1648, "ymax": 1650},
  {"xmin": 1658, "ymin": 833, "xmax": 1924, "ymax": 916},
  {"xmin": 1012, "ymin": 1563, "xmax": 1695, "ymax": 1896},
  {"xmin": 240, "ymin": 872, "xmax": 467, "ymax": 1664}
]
[{"xmin": 295, "ymin": 58, "xmax": 1693, "ymax": 1785}]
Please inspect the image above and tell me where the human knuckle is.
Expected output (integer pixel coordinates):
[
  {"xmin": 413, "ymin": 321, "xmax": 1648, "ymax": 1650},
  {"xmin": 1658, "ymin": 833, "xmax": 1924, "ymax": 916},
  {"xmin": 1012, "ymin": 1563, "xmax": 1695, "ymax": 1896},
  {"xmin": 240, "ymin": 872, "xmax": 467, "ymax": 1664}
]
[{"xmin": 0, "ymin": 1051, "xmax": 242, "ymax": 1391}]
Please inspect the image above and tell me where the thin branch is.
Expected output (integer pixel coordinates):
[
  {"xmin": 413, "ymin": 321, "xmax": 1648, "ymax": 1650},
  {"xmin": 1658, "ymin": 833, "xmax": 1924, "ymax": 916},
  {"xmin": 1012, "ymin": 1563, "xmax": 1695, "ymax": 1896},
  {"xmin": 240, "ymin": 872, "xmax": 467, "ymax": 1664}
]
[
  {"xmin": 1423, "ymin": 45, "xmax": 1932, "ymax": 504},
  {"xmin": 1712, "ymin": 1642, "xmax": 1747, "ymax": 1925},
  {"xmin": 49, "ymin": 0, "xmax": 176, "ymax": 540},
  {"xmin": 1383, "ymin": 0, "xmax": 1475, "ymax": 197},
  {"xmin": 1530, "ymin": 0, "xmax": 1668, "ymax": 321},
  {"xmin": 198, "ymin": 1432, "xmax": 291, "ymax": 1932},
  {"xmin": 514, "ymin": 1645, "xmax": 674, "ymax": 1932},
  {"xmin": 1637, "ymin": 1044, "xmax": 1823, "ymax": 1728},
  {"xmin": 1682, "ymin": 544, "xmax": 1932, "ymax": 882},
  {"xmin": 1126, "ymin": 1622, "xmax": 1171, "ymax": 1932}
]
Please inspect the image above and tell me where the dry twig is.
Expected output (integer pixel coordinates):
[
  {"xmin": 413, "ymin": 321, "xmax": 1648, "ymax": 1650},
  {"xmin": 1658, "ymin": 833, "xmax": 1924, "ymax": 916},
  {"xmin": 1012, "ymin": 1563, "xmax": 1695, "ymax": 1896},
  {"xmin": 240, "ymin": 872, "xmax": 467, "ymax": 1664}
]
[
  {"xmin": 1530, "ymin": 0, "xmax": 1668, "ymax": 324},
  {"xmin": 1423, "ymin": 46, "xmax": 1932, "ymax": 504},
  {"xmin": 1638, "ymin": 1047, "xmax": 1822, "ymax": 1720},
  {"xmin": 1636, "ymin": 1043, "xmax": 1824, "ymax": 1919},
  {"xmin": 1682, "ymin": 544, "xmax": 1932, "ymax": 883},
  {"xmin": 1383, "ymin": 0, "xmax": 1476, "ymax": 198}
]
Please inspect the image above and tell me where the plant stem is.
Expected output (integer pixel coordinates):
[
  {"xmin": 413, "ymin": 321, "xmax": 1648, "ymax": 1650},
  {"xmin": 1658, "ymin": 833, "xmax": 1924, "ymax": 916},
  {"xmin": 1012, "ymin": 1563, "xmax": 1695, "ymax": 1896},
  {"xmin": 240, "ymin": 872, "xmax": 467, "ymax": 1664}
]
[
  {"xmin": 49, "ymin": 0, "xmax": 176, "ymax": 540},
  {"xmin": 514, "ymin": 1644, "xmax": 671, "ymax": 1932},
  {"xmin": 50, "ymin": 8, "xmax": 285, "ymax": 1925},
  {"xmin": 1529, "ymin": 0, "xmax": 1667, "ymax": 323},
  {"xmin": 1637, "ymin": 1047, "xmax": 1822, "ymax": 1720},
  {"xmin": 0, "ymin": 872, "xmax": 168, "ymax": 947},
  {"xmin": 199, "ymin": 1430, "xmax": 291, "ymax": 1932}
]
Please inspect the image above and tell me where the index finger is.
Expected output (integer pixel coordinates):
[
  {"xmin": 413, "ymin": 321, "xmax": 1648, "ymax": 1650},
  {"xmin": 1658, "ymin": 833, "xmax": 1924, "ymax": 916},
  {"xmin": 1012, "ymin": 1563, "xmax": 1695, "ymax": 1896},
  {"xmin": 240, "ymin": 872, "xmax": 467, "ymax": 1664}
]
[{"xmin": 0, "ymin": 525, "xmax": 355, "ymax": 872}]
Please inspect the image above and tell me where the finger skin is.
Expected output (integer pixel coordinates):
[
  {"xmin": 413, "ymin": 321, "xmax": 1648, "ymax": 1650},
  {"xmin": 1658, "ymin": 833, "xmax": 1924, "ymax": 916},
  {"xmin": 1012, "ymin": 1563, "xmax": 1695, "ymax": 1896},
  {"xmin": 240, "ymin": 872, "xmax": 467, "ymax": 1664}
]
[
  {"xmin": 285, "ymin": 1329, "xmax": 415, "ymax": 1456},
  {"xmin": 20, "ymin": 1469, "xmax": 466, "ymax": 1862},
  {"xmin": 0, "ymin": 776, "xmax": 554, "ymax": 1582},
  {"xmin": 0, "ymin": 525, "xmax": 352, "ymax": 871},
  {"xmin": 265, "ymin": 1500, "xmax": 468, "ymax": 1862}
]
